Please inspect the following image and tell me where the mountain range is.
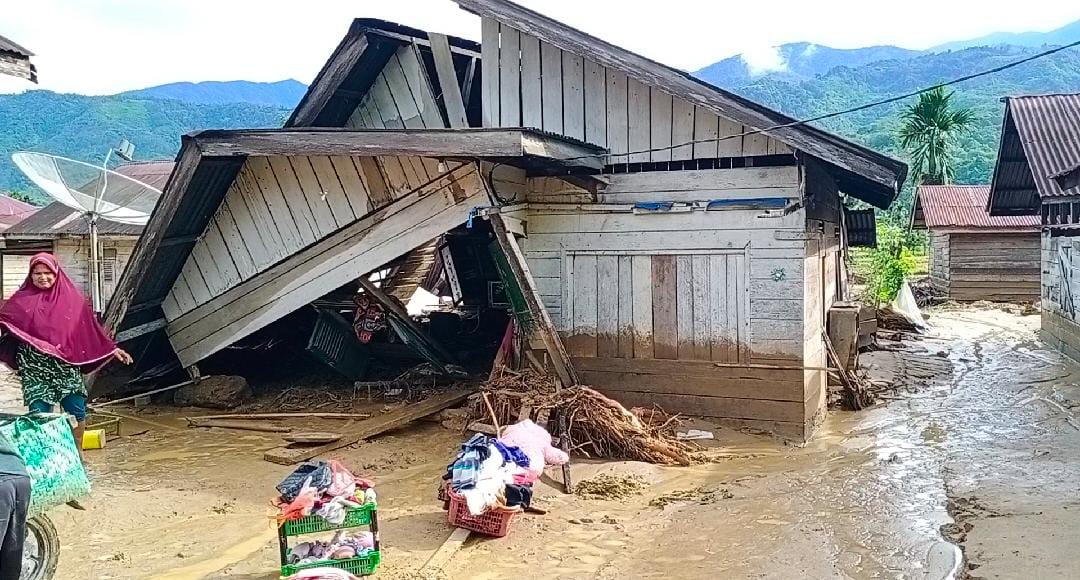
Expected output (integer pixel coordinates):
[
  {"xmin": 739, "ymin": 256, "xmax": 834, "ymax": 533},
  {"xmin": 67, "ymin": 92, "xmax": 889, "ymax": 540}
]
[{"xmin": 2, "ymin": 18, "xmax": 1080, "ymax": 208}]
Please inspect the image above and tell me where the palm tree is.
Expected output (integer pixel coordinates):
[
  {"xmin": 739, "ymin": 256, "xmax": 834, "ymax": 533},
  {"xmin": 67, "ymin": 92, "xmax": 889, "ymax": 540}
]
[{"xmin": 898, "ymin": 86, "xmax": 974, "ymax": 185}]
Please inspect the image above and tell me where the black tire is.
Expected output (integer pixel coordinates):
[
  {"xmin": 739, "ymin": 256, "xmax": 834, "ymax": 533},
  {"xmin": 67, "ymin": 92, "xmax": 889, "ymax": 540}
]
[{"xmin": 22, "ymin": 515, "xmax": 59, "ymax": 580}]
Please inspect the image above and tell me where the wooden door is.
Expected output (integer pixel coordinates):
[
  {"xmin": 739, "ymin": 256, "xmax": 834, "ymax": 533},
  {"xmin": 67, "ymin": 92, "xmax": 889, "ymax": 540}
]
[{"xmin": 562, "ymin": 251, "xmax": 749, "ymax": 363}]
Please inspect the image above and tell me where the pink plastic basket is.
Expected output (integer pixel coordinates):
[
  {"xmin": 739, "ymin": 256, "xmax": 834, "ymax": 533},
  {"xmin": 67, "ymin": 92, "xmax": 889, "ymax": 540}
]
[{"xmin": 446, "ymin": 489, "xmax": 518, "ymax": 537}]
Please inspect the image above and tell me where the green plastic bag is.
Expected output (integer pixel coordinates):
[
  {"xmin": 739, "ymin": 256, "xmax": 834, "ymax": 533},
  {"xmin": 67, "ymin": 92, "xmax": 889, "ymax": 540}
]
[{"xmin": 0, "ymin": 413, "xmax": 91, "ymax": 517}]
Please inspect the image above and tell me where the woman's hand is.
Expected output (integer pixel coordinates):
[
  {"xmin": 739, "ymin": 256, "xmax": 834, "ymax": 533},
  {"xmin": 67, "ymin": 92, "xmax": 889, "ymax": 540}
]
[{"xmin": 114, "ymin": 348, "xmax": 134, "ymax": 365}]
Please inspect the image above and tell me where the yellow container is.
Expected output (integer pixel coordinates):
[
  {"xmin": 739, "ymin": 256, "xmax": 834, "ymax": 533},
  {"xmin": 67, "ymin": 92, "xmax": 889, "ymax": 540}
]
[{"xmin": 82, "ymin": 429, "xmax": 106, "ymax": 450}]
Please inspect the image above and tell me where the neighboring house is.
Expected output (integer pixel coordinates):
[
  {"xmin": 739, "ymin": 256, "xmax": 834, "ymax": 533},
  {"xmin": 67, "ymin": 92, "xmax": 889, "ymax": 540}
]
[
  {"xmin": 987, "ymin": 94, "xmax": 1080, "ymax": 359},
  {"xmin": 0, "ymin": 194, "xmax": 37, "ymax": 231},
  {"xmin": 0, "ymin": 161, "xmax": 173, "ymax": 302},
  {"xmin": 913, "ymin": 184, "xmax": 1040, "ymax": 301},
  {"xmin": 0, "ymin": 194, "xmax": 39, "ymax": 297},
  {"xmin": 105, "ymin": 4, "xmax": 905, "ymax": 441},
  {"xmin": 0, "ymin": 34, "xmax": 36, "ymax": 83}
]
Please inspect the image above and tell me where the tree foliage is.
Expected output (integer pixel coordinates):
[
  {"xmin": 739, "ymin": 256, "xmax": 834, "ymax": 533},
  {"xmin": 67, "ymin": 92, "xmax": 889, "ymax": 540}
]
[{"xmin": 898, "ymin": 86, "xmax": 974, "ymax": 185}]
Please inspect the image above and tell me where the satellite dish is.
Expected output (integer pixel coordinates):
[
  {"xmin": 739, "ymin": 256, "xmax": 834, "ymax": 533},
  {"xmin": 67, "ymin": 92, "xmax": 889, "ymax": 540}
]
[{"xmin": 11, "ymin": 150, "xmax": 163, "ymax": 312}]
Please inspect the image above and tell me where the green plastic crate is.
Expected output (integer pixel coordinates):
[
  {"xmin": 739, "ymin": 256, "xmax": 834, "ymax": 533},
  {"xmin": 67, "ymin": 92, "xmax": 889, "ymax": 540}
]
[
  {"xmin": 281, "ymin": 502, "xmax": 376, "ymax": 537},
  {"xmin": 281, "ymin": 550, "xmax": 380, "ymax": 577}
]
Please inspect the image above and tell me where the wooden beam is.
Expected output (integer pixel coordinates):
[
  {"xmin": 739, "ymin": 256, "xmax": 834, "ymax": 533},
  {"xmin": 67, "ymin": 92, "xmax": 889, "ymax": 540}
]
[
  {"xmin": 263, "ymin": 388, "xmax": 474, "ymax": 464},
  {"xmin": 192, "ymin": 129, "xmax": 603, "ymax": 167},
  {"xmin": 488, "ymin": 213, "xmax": 579, "ymax": 387},
  {"xmin": 356, "ymin": 276, "xmax": 457, "ymax": 366},
  {"xmin": 423, "ymin": 527, "xmax": 472, "ymax": 572},
  {"xmin": 166, "ymin": 164, "xmax": 488, "ymax": 367},
  {"xmin": 288, "ymin": 34, "xmax": 370, "ymax": 127},
  {"xmin": 429, "ymin": 33, "xmax": 470, "ymax": 129},
  {"xmin": 114, "ymin": 318, "xmax": 167, "ymax": 343}
]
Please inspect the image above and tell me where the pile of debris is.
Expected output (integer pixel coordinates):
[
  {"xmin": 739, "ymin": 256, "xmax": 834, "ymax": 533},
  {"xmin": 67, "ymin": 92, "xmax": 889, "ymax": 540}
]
[{"xmin": 470, "ymin": 371, "xmax": 694, "ymax": 466}]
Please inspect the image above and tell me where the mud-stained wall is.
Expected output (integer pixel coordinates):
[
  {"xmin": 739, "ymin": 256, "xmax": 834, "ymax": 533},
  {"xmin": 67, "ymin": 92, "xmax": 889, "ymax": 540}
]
[
  {"xmin": 516, "ymin": 166, "xmax": 818, "ymax": 437},
  {"xmin": 1041, "ymin": 233, "xmax": 1080, "ymax": 362}
]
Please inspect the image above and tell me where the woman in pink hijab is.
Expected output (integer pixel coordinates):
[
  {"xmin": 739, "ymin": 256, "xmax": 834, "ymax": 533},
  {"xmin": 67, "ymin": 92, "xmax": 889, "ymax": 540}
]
[{"xmin": 0, "ymin": 253, "xmax": 132, "ymax": 449}]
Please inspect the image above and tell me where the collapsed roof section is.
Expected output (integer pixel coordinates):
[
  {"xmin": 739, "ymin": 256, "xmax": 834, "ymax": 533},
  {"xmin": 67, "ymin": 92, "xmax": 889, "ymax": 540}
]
[{"xmin": 101, "ymin": 128, "xmax": 603, "ymax": 381}]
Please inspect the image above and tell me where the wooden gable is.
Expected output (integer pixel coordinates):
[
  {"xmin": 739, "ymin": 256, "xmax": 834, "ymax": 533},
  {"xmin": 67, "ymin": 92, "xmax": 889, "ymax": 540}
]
[{"xmin": 479, "ymin": 19, "xmax": 791, "ymax": 164}]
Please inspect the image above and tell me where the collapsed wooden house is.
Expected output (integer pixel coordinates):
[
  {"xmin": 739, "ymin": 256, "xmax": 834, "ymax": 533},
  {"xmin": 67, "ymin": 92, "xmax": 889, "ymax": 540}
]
[
  {"xmin": 103, "ymin": 4, "xmax": 905, "ymax": 440},
  {"xmin": 988, "ymin": 94, "xmax": 1080, "ymax": 359},
  {"xmin": 912, "ymin": 184, "xmax": 1040, "ymax": 301}
]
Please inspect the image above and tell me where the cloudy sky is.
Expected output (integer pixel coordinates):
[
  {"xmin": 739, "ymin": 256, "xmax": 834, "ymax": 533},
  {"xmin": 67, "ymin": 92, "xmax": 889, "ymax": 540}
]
[{"xmin": 1, "ymin": 0, "xmax": 1078, "ymax": 95}]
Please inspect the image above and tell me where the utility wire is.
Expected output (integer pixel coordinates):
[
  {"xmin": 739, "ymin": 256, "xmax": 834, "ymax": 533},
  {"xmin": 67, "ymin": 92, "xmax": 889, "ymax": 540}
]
[{"xmin": 564, "ymin": 39, "xmax": 1080, "ymax": 161}]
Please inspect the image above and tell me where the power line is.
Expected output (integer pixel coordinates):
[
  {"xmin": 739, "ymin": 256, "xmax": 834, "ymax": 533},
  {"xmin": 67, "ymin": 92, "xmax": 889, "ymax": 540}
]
[{"xmin": 566, "ymin": 39, "xmax": 1080, "ymax": 161}]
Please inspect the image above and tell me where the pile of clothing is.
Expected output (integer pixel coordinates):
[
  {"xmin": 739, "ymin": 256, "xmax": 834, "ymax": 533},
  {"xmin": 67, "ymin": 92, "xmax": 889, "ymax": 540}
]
[
  {"xmin": 443, "ymin": 420, "xmax": 568, "ymax": 516},
  {"xmin": 287, "ymin": 530, "xmax": 375, "ymax": 566},
  {"xmin": 274, "ymin": 460, "xmax": 376, "ymax": 525}
]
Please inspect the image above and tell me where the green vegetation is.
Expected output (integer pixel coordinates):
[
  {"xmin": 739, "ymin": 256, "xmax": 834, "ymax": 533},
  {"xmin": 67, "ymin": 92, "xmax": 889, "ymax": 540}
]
[
  {"xmin": 0, "ymin": 90, "xmax": 290, "ymax": 202},
  {"xmin": 898, "ymin": 87, "xmax": 974, "ymax": 186},
  {"xmin": 855, "ymin": 222, "xmax": 922, "ymax": 304},
  {"xmin": 729, "ymin": 44, "xmax": 1080, "ymax": 218}
]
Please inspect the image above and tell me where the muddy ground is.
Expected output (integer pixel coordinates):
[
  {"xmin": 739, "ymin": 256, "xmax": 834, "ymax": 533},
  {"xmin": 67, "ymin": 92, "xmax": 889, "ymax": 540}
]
[{"xmin": 2, "ymin": 306, "xmax": 1078, "ymax": 579}]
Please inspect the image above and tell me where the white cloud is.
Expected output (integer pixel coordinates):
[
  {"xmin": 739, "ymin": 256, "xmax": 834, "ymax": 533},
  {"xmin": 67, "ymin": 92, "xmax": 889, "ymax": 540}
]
[{"xmin": 741, "ymin": 44, "xmax": 788, "ymax": 76}]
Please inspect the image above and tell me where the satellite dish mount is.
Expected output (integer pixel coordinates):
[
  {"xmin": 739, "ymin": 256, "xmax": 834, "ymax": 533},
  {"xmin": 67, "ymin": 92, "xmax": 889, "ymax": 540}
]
[{"xmin": 12, "ymin": 144, "xmax": 161, "ymax": 313}]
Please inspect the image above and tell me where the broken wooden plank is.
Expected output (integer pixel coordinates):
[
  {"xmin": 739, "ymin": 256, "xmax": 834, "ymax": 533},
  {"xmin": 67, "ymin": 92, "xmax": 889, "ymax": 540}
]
[
  {"xmin": 263, "ymin": 388, "xmax": 474, "ymax": 464},
  {"xmin": 187, "ymin": 419, "xmax": 292, "ymax": 433},
  {"xmin": 187, "ymin": 412, "xmax": 371, "ymax": 421},
  {"xmin": 488, "ymin": 213, "xmax": 579, "ymax": 387},
  {"xmin": 357, "ymin": 276, "xmax": 457, "ymax": 369},
  {"xmin": 423, "ymin": 527, "xmax": 472, "ymax": 572}
]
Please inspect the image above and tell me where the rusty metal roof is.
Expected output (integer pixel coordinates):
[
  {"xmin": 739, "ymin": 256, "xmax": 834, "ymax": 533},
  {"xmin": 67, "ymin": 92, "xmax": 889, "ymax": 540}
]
[
  {"xmin": 0, "ymin": 195, "xmax": 38, "ymax": 230},
  {"xmin": 989, "ymin": 94, "xmax": 1080, "ymax": 215},
  {"xmin": 917, "ymin": 184, "xmax": 1039, "ymax": 230}
]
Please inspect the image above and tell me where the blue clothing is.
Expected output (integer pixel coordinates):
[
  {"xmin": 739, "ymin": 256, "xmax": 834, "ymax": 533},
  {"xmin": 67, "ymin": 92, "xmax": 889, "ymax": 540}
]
[
  {"xmin": 28, "ymin": 393, "xmax": 87, "ymax": 422},
  {"xmin": 492, "ymin": 440, "xmax": 530, "ymax": 469}
]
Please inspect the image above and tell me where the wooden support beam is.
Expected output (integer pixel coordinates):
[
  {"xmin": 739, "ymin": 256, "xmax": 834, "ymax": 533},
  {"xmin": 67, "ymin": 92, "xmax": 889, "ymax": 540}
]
[
  {"xmin": 429, "ymin": 33, "xmax": 469, "ymax": 129},
  {"xmin": 488, "ymin": 213, "xmax": 579, "ymax": 387},
  {"xmin": 356, "ymin": 276, "xmax": 457, "ymax": 368},
  {"xmin": 114, "ymin": 318, "xmax": 167, "ymax": 343}
]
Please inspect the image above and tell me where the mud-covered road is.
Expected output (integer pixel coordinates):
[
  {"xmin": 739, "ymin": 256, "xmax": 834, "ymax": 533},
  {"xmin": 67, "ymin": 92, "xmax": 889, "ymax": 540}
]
[{"xmin": 2, "ymin": 307, "xmax": 1077, "ymax": 579}]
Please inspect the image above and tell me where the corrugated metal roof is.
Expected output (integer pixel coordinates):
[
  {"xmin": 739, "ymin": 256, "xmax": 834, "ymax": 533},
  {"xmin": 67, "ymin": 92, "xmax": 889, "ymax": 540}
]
[
  {"xmin": 1, "ymin": 161, "xmax": 174, "ymax": 237},
  {"xmin": 845, "ymin": 207, "xmax": 876, "ymax": 247},
  {"xmin": 1000, "ymin": 94, "xmax": 1080, "ymax": 202},
  {"xmin": 0, "ymin": 195, "xmax": 39, "ymax": 230},
  {"xmin": 917, "ymin": 184, "xmax": 1040, "ymax": 230},
  {"xmin": 0, "ymin": 34, "xmax": 33, "ymax": 58}
]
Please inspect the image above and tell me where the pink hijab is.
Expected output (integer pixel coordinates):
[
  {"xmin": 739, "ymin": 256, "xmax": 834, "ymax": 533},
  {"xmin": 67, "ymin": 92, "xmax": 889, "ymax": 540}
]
[{"xmin": 0, "ymin": 253, "xmax": 118, "ymax": 372}]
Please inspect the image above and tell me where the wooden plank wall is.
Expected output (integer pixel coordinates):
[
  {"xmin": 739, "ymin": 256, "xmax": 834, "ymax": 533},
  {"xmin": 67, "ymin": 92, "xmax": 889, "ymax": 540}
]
[
  {"xmin": 345, "ymin": 43, "xmax": 448, "ymax": 198},
  {"xmin": 165, "ymin": 42, "xmax": 455, "ymax": 322},
  {"xmin": 162, "ymin": 153, "xmax": 443, "ymax": 321},
  {"xmin": 561, "ymin": 251, "xmax": 749, "ymax": 363},
  {"xmin": 929, "ymin": 231, "xmax": 950, "ymax": 296},
  {"xmin": 480, "ymin": 19, "xmax": 791, "ymax": 162},
  {"xmin": 515, "ymin": 167, "xmax": 811, "ymax": 433},
  {"xmin": 1, "ymin": 254, "xmax": 30, "ymax": 298},
  {"xmin": 947, "ymin": 232, "xmax": 1040, "ymax": 301},
  {"xmin": 55, "ymin": 238, "xmax": 137, "ymax": 304}
]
